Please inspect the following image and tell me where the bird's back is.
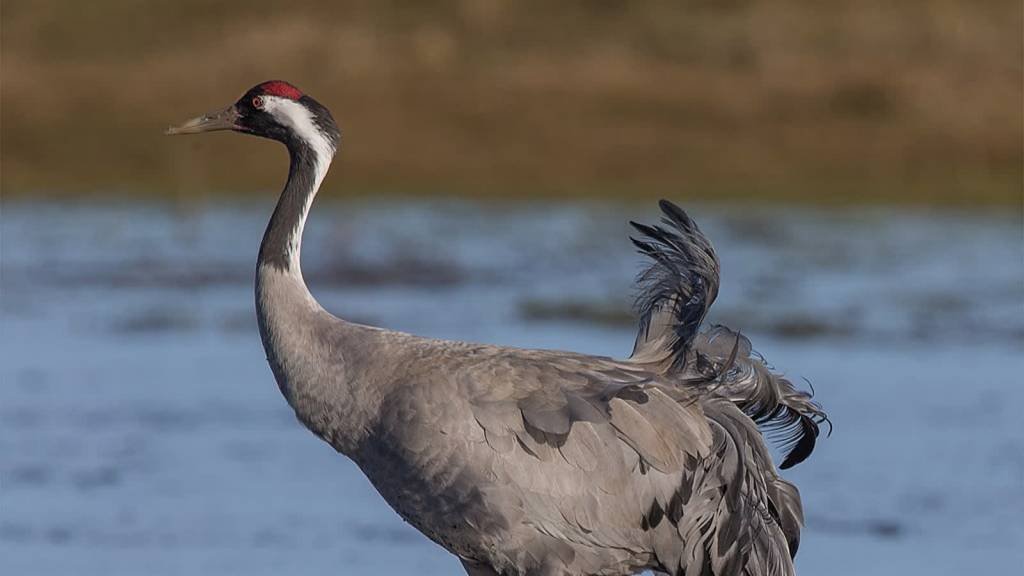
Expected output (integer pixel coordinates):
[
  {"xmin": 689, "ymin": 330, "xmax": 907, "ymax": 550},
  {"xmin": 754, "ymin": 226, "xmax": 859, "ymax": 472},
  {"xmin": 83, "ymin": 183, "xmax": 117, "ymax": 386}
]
[{"xmin": 336, "ymin": 333, "xmax": 802, "ymax": 575}]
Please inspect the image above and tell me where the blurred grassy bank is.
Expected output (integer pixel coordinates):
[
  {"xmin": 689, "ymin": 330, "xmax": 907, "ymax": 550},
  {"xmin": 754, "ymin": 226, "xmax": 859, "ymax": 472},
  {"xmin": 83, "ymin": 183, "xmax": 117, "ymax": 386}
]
[{"xmin": 2, "ymin": 0, "xmax": 1021, "ymax": 205}]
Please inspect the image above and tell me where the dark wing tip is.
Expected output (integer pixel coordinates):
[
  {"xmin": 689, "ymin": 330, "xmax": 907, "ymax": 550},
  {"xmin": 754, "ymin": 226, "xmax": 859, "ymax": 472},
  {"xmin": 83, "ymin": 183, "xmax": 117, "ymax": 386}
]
[
  {"xmin": 658, "ymin": 198, "xmax": 683, "ymax": 217},
  {"xmin": 659, "ymin": 198, "xmax": 684, "ymax": 218},
  {"xmin": 778, "ymin": 416, "xmax": 820, "ymax": 469},
  {"xmin": 629, "ymin": 221, "xmax": 660, "ymax": 239},
  {"xmin": 658, "ymin": 199, "xmax": 697, "ymax": 230}
]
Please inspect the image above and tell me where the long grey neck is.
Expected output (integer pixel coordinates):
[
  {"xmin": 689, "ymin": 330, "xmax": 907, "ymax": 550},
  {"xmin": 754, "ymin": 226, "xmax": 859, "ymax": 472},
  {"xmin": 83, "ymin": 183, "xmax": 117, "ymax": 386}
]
[
  {"xmin": 252, "ymin": 114, "xmax": 386, "ymax": 455},
  {"xmin": 258, "ymin": 142, "xmax": 327, "ymax": 272},
  {"xmin": 255, "ymin": 140, "xmax": 334, "ymax": 404}
]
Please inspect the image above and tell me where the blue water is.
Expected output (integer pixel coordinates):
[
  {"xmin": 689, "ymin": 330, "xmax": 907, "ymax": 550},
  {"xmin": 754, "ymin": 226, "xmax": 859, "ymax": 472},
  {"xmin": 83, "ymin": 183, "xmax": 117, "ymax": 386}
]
[{"xmin": 2, "ymin": 200, "xmax": 1022, "ymax": 575}]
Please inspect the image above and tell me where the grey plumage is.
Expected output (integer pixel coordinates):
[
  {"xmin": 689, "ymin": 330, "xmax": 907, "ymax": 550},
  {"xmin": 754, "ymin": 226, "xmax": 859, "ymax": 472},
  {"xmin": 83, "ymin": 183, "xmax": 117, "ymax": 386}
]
[
  {"xmin": 258, "ymin": 200, "xmax": 825, "ymax": 576},
  {"xmin": 169, "ymin": 83, "xmax": 826, "ymax": 576}
]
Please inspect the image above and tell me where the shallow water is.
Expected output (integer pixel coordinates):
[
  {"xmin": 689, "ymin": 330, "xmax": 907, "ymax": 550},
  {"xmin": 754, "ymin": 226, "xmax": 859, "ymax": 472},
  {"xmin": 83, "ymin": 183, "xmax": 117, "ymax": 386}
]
[{"xmin": 2, "ymin": 200, "xmax": 1022, "ymax": 575}]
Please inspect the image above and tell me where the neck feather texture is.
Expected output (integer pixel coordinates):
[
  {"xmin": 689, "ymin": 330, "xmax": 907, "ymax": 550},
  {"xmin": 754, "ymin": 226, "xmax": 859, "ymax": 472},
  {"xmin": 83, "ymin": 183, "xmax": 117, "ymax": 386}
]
[
  {"xmin": 255, "ymin": 135, "xmax": 334, "ymax": 405},
  {"xmin": 252, "ymin": 114, "xmax": 384, "ymax": 454},
  {"xmin": 258, "ymin": 140, "xmax": 331, "ymax": 272}
]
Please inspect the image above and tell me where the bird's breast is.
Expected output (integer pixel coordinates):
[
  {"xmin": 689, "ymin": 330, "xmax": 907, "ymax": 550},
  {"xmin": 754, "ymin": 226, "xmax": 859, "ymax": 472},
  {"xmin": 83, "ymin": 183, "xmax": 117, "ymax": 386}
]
[{"xmin": 354, "ymin": 422, "xmax": 509, "ymax": 559}]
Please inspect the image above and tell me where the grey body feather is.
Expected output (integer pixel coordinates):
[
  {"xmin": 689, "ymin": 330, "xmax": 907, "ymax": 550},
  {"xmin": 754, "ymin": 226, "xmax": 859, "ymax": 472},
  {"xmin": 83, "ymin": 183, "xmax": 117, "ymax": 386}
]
[{"xmin": 249, "ymin": 115, "xmax": 825, "ymax": 575}]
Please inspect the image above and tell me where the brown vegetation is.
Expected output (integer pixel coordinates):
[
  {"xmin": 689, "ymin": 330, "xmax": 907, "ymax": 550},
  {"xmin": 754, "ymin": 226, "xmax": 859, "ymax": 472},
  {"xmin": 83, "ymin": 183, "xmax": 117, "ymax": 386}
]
[{"xmin": 2, "ymin": 0, "xmax": 1021, "ymax": 204}]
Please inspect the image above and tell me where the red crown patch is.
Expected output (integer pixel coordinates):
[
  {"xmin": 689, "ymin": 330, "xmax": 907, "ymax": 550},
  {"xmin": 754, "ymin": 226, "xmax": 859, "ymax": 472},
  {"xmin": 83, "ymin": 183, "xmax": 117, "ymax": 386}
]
[{"xmin": 258, "ymin": 81, "xmax": 303, "ymax": 100}]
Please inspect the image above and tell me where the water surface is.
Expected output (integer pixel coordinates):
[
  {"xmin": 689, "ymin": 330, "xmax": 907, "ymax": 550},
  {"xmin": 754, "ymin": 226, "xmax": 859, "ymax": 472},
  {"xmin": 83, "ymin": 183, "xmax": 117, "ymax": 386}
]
[{"xmin": 2, "ymin": 200, "xmax": 1021, "ymax": 575}]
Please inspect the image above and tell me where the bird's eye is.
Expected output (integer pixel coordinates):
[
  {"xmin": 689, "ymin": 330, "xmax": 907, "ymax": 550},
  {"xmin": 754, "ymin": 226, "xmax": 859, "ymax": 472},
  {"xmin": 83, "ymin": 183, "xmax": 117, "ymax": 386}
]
[{"xmin": 252, "ymin": 96, "xmax": 265, "ymax": 109}]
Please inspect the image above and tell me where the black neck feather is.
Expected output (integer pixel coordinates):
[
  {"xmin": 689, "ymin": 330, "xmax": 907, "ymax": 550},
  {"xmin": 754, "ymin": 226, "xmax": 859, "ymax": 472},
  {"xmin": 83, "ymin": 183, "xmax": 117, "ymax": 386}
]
[{"xmin": 258, "ymin": 141, "xmax": 321, "ymax": 272}]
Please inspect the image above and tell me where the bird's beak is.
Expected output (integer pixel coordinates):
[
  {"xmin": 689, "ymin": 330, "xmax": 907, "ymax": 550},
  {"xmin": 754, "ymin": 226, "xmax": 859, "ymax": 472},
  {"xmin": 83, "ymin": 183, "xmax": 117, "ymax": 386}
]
[{"xmin": 165, "ymin": 105, "xmax": 240, "ymax": 135}]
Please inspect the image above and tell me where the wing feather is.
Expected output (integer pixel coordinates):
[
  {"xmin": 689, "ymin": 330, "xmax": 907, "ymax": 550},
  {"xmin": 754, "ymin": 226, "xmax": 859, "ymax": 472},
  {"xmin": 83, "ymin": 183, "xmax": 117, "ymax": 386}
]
[{"xmin": 629, "ymin": 200, "xmax": 828, "ymax": 469}]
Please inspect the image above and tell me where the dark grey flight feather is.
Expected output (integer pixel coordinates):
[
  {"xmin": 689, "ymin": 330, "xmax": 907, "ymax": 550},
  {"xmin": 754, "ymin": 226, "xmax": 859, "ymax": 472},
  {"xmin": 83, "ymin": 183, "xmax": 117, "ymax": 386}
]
[
  {"xmin": 630, "ymin": 199, "xmax": 720, "ymax": 369},
  {"xmin": 693, "ymin": 326, "xmax": 829, "ymax": 470},
  {"xmin": 629, "ymin": 200, "xmax": 828, "ymax": 469}
]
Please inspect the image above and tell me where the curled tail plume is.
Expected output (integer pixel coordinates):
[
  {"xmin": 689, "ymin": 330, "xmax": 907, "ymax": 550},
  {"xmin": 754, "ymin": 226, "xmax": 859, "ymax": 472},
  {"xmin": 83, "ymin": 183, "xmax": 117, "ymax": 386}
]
[
  {"xmin": 630, "ymin": 199, "xmax": 720, "ymax": 369},
  {"xmin": 629, "ymin": 200, "xmax": 828, "ymax": 469}
]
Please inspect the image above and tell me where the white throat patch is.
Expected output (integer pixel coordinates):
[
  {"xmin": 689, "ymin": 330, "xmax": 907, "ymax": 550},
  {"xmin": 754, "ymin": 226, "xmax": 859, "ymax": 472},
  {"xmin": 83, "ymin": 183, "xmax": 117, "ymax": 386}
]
[
  {"xmin": 261, "ymin": 95, "xmax": 336, "ymax": 272},
  {"xmin": 262, "ymin": 96, "xmax": 336, "ymax": 174}
]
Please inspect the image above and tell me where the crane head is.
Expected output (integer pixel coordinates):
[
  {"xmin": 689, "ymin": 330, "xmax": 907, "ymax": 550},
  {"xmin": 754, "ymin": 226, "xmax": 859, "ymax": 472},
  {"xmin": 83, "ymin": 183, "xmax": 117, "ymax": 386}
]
[{"xmin": 166, "ymin": 81, "xmax": 339, "ymax": 152}]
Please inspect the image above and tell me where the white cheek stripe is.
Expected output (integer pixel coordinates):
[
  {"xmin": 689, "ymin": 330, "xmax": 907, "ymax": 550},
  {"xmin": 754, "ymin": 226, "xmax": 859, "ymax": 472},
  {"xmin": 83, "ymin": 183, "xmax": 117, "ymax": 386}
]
[{"xmin": 262, "ymin": 96, "xmax": 336, "ymax": 272}]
